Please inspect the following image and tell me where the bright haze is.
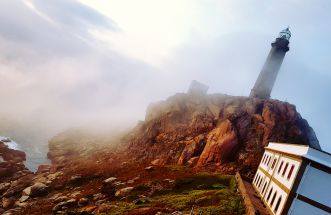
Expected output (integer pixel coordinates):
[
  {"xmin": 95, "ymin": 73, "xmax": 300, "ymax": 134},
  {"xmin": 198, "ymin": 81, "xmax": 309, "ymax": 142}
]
[{"xmin": 0, "ymin": 0, "xmax": 330, "ymax": 155}]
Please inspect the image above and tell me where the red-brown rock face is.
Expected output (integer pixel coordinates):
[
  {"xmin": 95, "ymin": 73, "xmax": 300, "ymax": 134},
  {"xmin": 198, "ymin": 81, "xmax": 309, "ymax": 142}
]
[
  {"xmin": 197, "ymin": 119, "xmax": 238, "ymax": 166},
  {"xmin": 0, "ymin": 142, "xmax": 31, "ymax": 180},
  {"xmin": 127, "ymin": 93, "xmax": 319, "ymax": 176}
]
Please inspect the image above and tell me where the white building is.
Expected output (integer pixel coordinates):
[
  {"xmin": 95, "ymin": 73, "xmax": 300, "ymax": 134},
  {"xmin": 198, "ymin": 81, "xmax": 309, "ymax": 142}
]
[{"xmin": 252, "ymin": 142, "xmax": 331, "ymax": 215}]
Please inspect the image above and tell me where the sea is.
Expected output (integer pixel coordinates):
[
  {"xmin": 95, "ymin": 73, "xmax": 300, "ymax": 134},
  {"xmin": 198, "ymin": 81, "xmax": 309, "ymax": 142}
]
[{"xmin": 0, "ymin": 136, "xmax": 50, "ymax": 172}]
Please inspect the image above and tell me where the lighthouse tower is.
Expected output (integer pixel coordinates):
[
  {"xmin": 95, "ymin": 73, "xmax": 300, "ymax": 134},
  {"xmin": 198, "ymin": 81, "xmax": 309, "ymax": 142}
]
[{"xmin": 250, "ymin": 28, "xmax": 291, "ymax": 99}]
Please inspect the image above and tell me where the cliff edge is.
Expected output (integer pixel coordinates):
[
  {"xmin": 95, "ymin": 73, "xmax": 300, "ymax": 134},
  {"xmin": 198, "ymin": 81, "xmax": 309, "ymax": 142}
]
[{"xmin": 127, "ymin": 91, "xmax": 319, "ymax": 176}]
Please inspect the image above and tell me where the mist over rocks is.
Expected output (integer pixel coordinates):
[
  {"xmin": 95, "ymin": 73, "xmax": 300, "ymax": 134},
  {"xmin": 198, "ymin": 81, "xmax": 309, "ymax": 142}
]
[
  {"xmin": 0, "ymin": 86, "xmax": 320, "ymax": 214},
  {"xmin": 127, "ymin": 89, "xmax": 320, "ymax": 176}
]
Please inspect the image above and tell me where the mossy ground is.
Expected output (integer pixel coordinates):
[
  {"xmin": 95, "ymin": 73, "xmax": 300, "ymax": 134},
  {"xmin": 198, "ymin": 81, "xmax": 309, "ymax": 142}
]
[{"xmin": 97, "ymin": 173, "xmax": 244, "ymax": 215}]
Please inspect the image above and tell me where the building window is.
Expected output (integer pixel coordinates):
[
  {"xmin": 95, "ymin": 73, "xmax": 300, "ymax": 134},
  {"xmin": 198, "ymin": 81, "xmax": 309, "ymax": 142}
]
[
  {"xmin": 274, "ymin": 196, "xmax": 282, "ymax": 213},
  {"xmin": 267, "ymin": 156, "xmax": 272, "ymax": 166},
  {"xmin": 255, "ymin": 175, "xmax": 260, "ymax": 186},
  {"xmin": 263, "ymin": 155, "xmax": 268, "ymax": 164},
  {"xmin": 258, "ymin": 177, "xmax": 264, "ymax": 189},
  {"xmin": 282, "ymin": 162, "xmax": 289, "ymax": 177},
  {"xmin": 278, "ymin": 161, "xmax": 284, "ymax": 174},
  {"xmin": 270, "ymin": 191, "xmax": 277, "ymax": 207},
  {"xmin": 267, "ymin": 187, "xmax": 273, "ymax": 202},
  {"xmin": 262, "ymin": 181, "xmax": 268, "ymax": 195},
  {"xmin": 287, "ymin": 164, "xmax": 295, "ymax": 180},
  {"xmin": 262, "ymin": 154, "xmax": 266, "ymax": 164},
  {"xmin": 271, "ymin": 158, "xmax": 277, "ymax": 169},
  {"xmin": 258, "ymin": 176, "xmax": 262, "ymax": 188}
]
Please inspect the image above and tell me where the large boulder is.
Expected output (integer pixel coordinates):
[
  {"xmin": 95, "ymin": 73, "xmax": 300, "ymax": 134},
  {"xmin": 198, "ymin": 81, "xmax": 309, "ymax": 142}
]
[
  {"xmin": 3, "ymin": 174, "xmax": 34, "ymax": 197},
  {"xmin": 197, "ymin": 120, "xmax": 238, "ymax": 166},
  {"xmin": 23, "ymin": 182, "xmax": 48, "ymax": 197},
  {"xmin": 2, "ymin": 197, "xmax": 15, "ymax": 209},
  {"xmin": 0, "ymin": 142, "xmax": 31, "ymax": 181},
  {"xmin": 177, "ymin": 134, "xmax": 206, "ymax": 165},
  {"xmin": 115, "ymin": 187, "xmax": 134, "ymax": 197},
  {"xmin": 0, "ymin": 142, "xmax": 26, "ymax": 163}
]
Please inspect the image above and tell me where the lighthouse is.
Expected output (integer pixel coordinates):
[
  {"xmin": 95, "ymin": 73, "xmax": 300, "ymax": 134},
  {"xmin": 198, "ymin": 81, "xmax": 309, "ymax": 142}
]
[{"xmin": 250, "ymin": 28, "xmax": 291, "ymax": 99}]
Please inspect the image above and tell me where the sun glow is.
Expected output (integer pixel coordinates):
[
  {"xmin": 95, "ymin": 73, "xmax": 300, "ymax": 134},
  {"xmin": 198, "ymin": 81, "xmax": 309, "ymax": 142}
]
[{"xmin": 79, "ymin": 0, "xmax": 199, "ymax": 64}]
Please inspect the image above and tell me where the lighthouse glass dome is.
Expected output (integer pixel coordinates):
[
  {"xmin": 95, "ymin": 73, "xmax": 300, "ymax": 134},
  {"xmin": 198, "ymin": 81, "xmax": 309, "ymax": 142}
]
[{"xmin": 278, "ymin": 27, "xmax": 291, "ymax": 40}]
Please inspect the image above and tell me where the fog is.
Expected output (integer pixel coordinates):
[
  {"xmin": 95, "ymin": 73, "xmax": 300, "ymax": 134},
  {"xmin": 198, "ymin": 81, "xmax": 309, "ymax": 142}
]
[{"xmin": 0, "ymin": 0, "xmax": 330, "ymax": 168}]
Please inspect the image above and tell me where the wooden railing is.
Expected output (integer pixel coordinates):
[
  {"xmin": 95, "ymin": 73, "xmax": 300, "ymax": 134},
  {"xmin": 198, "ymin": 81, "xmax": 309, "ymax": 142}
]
[{"xmin": 235, "ymin": 172, "xmax": 257, "ymax": 215}]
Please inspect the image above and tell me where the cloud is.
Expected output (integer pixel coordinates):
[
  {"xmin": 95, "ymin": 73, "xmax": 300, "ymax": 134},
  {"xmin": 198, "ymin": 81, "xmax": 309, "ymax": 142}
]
[
  {"xmin": 0, "ymin": 0, "xmax": 157, "ymax": 131},
  {"xmin": 0, "ymin": 0, "xmax": 330, "ymax": 157},
  {"xmin": 27, "ymin": 0, "xmax": 118, "ymax": 32}
]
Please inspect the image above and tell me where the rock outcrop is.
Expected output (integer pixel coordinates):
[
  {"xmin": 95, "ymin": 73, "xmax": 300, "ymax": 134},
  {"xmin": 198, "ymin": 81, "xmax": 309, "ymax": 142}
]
[
  {"xmin": 0, "ymin": 141, "xmax": 33, "ymax": 214},
  {"xmin": 0, "ymin": 141, "xmax": 31, "ymax": 181},
  {"xmin": 197, "ymin": 119, "xmax": 238, "ymax": 166},
  {"xmin": 0, "ymin": 87, "xmax": 320, "ymax": 214},
  {"xmin": 127, "ymin": 93, "xmax": 320, "ymax": 176}
]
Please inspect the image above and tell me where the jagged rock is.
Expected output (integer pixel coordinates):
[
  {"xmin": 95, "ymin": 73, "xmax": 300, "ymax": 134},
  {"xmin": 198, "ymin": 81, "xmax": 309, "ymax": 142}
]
[
  {"xmin": 69, "ymin": 191, "xmax": 81, "ymax": 198},
  {"xmin": 113, "ymin": 181, "xmax": 125, "ymax": 187},
  {"xmin": 144, "ymin": 166, "xmax": 154, "ymax": 171},
  {"xmin": 19, "ymin": 195, "xmax": 29, "ymax": 202},
  {"xmin": 2, "ymin": 208, "xmax": 21, "ymax": 215},
  {"xmin": 2, "ymin": 197, "xmax": 15, "ymax": 209},
  {"xmin": 52, "ymin": 201, "xmax": 68, "ymax": 212},
  {"xmin": 127, "ymin": 94, "xmax": 319, "ymax": 175},
  {"xmin": 151, "ymin": 159, "xmax": 161, "ymax": 165},
  {"xmin": 54, "ymin": 196, "xmax": 69, "ymax": 204},
  {"xmin": 197, "ymin": 120, "xmax": 238, "ymax": 166},
  {"xmin": 3, "ymin": 174, "xmax": 33, "ymax": 197},
  {"xmin": 163, "ymin": 179, "xmax": 175, "ymax": 183},
  {"xmin": 22, "ymin": 182, "xmax": 48, "ymax": 197},
  {"xmin": 66, "ymin": 198, "xmax": 76, "ymax": 204},
  {"xmin": 0, "ymin": 142, "xmax": 26, "ymax": 163},
  {"xmin": 83, "ymin": 205, "xmax": 98, "ymax": 213},
  {"xmin": 115, "ymin": 187, "xmax": 134, "ymax": 197},
  {"xmin": 103, "ymin": 177, "xmax": 117, "ymax": 184},
  {"xmin": 95, "ymin": 199, "xmax": 107, "ymax": 206},
  {"xmin": 187, "ymin": 156, "xmax": 200, "ymax": 167},
  {"xmin": 78, "ymin": 198, "xmax": 88, "ymax": 206},
  {"xmin": 178, "ymin": 135, "xmax": 205, "ymax": 165},
  {"xmin": 36, "ymin": 164, "xmax": 51, "ymax": 173},
  {"xmin": 69, "ymin": 175, "xmax": 83, "ymax": 185},
  {"xmin": 47, "ymin": 171, "xmax": 62, "ymax": 181},
  {"xmin": 33, "ymin": 176, "xmax": 48, "ymax": 184},
  {"xmin": 52, "ymin": 198, "xmax": 77, "ymax": 212},
  {"xmin": 0, "ymin": 183, "xmax": 10, "ymax": 193},
  {"xmin": 101, "ymin": 182, "xmax": 116, "ymax": 195},
  {"xmin": 0, "ymin": 142, "xmax": 31, "ymax": 181},
  {"xmin": 93, "ymin": 193, "xmax": 105, "ymax": 201},
  {"xmin": 127, "ymin": 179, "xmax": 134, "ymax": 184}
]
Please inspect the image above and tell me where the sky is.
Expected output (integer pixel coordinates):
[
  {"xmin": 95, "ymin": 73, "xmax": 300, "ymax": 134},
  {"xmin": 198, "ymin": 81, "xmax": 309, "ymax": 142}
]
[{"xmin": 0, "ymin": 0, "xmax": 330, "ymax": 153}]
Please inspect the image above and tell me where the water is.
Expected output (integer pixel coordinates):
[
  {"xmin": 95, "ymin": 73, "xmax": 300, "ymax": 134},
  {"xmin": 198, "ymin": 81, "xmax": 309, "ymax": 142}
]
[
  {"xmin": 0, "ymin": 136, "xmax": 19, "ymax": 150},
  {"xmin": 0, "ymin": 136, "xmax": 50, "ymax": 172}
]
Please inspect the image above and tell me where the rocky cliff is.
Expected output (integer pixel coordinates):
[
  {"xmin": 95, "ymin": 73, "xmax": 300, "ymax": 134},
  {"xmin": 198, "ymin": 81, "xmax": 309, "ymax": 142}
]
[
  {"xmin": 0, "ymin": 90, "xmax": 320, "ymax": 214},
  {"xmin": 127, "ymin": 92, "xmax": 319, "ymax": 176},
  {"xmin": 0, "ymin": 141, "xmax": 31, "ymax": 181}
]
